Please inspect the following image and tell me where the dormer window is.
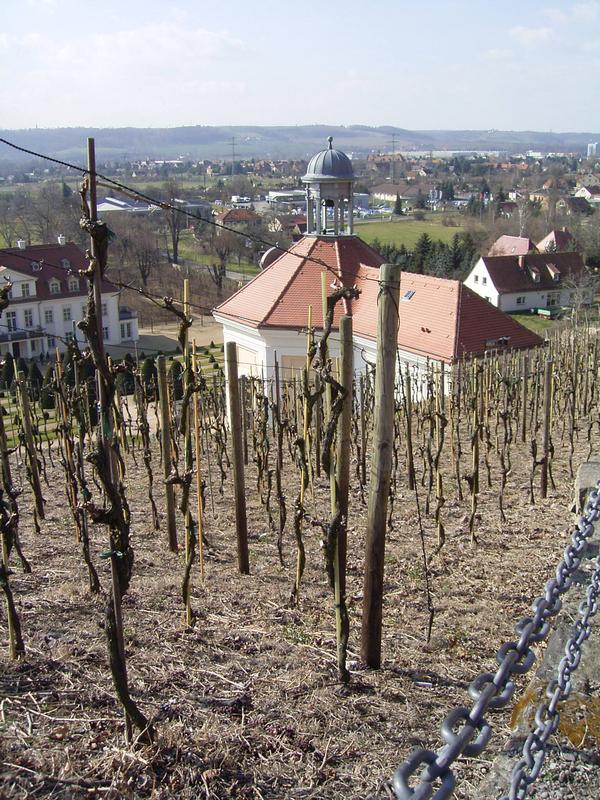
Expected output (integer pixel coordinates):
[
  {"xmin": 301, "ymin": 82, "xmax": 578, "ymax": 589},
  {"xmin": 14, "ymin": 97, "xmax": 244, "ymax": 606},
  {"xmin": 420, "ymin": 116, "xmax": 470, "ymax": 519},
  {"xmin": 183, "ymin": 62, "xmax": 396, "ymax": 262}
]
[
  {"xmin": 49, "ymin": 279, "xmax": 61, "ymax": 295},
  {"xmin": 21, "ymin": 282, "xmax": 31, "ymax": 297},
  {"xmin": 61, "ymin": 258, "xmax": 71, "ymax": 269},
  {"xmin": 402, "ymin": 290, "xmax": 416, "ymax": 301},
  {"xmin": 31, "ymin": 261, "xmax": 42, "ymax": 272},
  {"xmin": 68, "ymin": 277, "xmax": 80, "ymax": 292}
]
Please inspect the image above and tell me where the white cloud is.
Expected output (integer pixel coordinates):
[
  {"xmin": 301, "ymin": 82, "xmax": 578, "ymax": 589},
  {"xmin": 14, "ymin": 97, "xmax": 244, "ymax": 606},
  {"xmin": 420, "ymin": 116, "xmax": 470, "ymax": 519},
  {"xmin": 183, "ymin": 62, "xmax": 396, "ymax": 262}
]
[
  {"xmin": 543, "ymin": 7, "xmax": 568, "ymax": 24},
  {"xmin": 510, "ymin": 25, "xmax": 553, "ymax": 44},
  {"xmin": 54, "ymin": 23, "xmax": 245, "ymax": 71},
  {"xmin": 485, "ymin": 47, "xmax": 513, "ymax": 60},
  {"xmin": 574, "ymin": 2, "xmax": 600, "ymax": 21}
]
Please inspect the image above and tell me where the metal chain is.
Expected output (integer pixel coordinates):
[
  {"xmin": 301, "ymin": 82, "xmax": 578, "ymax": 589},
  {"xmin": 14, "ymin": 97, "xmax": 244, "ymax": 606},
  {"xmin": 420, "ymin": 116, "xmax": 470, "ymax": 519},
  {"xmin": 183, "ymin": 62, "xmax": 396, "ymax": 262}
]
[
  {"xmin": 392, "ymin": 480, "xmax": 600, "ymax": 800},
  {"xmin": 503, "ymin": 541, "xmax": 600, "ymax": 799}
]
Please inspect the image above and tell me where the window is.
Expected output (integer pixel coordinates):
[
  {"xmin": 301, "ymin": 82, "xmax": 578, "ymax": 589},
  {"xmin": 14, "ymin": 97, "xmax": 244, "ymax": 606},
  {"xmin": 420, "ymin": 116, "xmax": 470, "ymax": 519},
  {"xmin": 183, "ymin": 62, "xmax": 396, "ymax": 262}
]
[
  {"xmin": 63, "ymin": 306, "xmax": 72, "ymax": 322},
  {"xmin": 516, "ymin": 296, "xmax": 526, "ymax": 305},
  {"xmin": 103, "ymin": 327, "xmax": 109, "ymax": 341},
  {"xmin": 121, "ymin": 322, "xmax": 132, "ymax": 339},
  {"xmin": 102, "ymin": 303, "xmax": 108, "ymax": 316},
  {"xmin": 6, "ymin": 311, "xmax": 16, "ymax": 331},
  {"xmin": 61, "ymin": 259, "xmax": 71, "ymax": 269},
  {"xmin": 49, "ymin": 280, "xmax": 60, "ymax": 295},
  {"xmin": 402, "ymin": 290, "xmax": 416, "ymax": 302},
  {"xmin": 21, "ymin": 282, "xmax": 30, "ymax": 297},
  {"xmin": 30, "ymin": 340, "xmax": 37, "ymax": 353},
  {"xmin": 485, "ymin": 296, "xmax": 491, "ymax": 303},
  {"xmin": 473, "ymin": 275, "xmax": 479, "ymax": 283},
  {"xmin": 65, "ymin": 331, "xmax": 74, "ymax": 342},
  {"xmin": 47, "ymin": 336, "xmax": 55, "ymax": 348},
  {"xmin": 24, "ymin": 309, "xmax": 33, "ymax": 328},
  {"xmin": 44, "ymin": 309, "xmax": 54, "ymax": 324},
  {"xmin": 68, "ymin": 277, "xmax": 79, "ymax": 291},
  {"xmin": 31, "ymin": 261, "xmax": 41, "ymax": 272},
  {"xmin": 482, "ymin": 276, "xmax": 487, "ymax": 285}
]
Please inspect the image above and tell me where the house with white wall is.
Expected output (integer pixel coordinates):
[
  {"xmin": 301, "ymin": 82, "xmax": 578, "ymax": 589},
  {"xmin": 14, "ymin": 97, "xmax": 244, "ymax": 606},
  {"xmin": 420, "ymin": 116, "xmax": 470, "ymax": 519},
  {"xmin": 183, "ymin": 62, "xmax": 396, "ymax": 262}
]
[
  {"xmin": 214, "ymin": 139, "xmax": 542, "ymax": 385},
  {"xmin": 0, "ymin": 240, "xmax": 138, "ymax": 358},
  {"xmin": 464, "ymin": 251, "xmax": 589, "ymax": 313}
]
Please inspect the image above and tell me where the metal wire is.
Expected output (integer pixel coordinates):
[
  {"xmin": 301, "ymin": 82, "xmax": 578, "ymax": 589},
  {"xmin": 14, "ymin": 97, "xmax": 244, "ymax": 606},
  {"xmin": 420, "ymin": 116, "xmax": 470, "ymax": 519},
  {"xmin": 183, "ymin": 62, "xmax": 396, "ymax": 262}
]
[{"xmin": 392, "ymin": 479, "xmax": 600, "ymax": 800}]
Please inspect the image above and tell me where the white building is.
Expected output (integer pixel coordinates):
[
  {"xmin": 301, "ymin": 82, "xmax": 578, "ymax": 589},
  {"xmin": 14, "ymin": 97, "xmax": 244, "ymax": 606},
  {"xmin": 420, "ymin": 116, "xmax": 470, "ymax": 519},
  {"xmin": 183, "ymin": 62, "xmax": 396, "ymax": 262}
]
[
  {"xmin": 0, "ymin": 240, "xmax": 138, "ymax": 358},
  {"xmin": 464, "ymin": 250, "xmax": 590, "ymax": 313},
  {"xmin": 214, "ymin": 139, "xmax": 542, "ymax": 385}
]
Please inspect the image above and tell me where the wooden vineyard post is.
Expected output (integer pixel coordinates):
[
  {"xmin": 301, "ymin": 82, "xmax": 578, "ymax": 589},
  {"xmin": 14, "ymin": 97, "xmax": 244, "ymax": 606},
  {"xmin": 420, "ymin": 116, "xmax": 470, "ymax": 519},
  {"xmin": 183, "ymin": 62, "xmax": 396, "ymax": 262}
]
[
  {"xmin": 83, "ymin": 137, "xmax": 153, "ymax": 742},
  {"xmin": 359, "ymin": 374, "xmax": 367, "ymax": 487},
  {"xmin": 181, "ymin": 279, "xmax": 195, "ymax": 626},
  {"xmin": 334, "ymin": 314, "xmax": 353, "ymax": 682},
  {"xmin": 192, "ymin": 341, "xmax": 204, "ymax": 579},
  {"xmin": 225, "ymin": 342, "xmax": 250, "ymax": 574},
  {"xmin": 360, "ymin": 263, "xmax": 401, "ymax": 669},
  {"xmin": 16, "ymin": 371, "xmax": 45, "ymax": 521},
  {"xmin": 521, "ymin": 354, "xmax": 528, "ymax": 444},
  {"xmin": 240, "ymin": 374, "xmax": 248, "ymax": 466},
  {"xmin": 404, "ymin": 369, "xmax": 415, "ymax": 491},
  {"xmin": 541, "ymin": 358, "xmax": 553, "ymax": 499},
  {"xmin": 470, "ymin": 364, "xmax": 480, "ymax": 545},
  {"xmin": 157, "ymin": 355, "xmax": 178, "ymax": 552}
]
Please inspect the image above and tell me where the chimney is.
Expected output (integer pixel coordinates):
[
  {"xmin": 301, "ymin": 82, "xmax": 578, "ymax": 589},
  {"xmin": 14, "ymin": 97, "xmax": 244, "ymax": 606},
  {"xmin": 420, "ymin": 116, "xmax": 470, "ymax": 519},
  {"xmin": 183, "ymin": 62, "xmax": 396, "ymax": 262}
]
[
  {"xmin": 518, "ymin": 255, "xmax": 526, "ymax": 269},
  {"xmin": 16, "ymin": 239, "xmax": 26, "ymax": 250},
  {"xmin": 57, "ymin": 234, "xmax": 66, "ymax": 246}
]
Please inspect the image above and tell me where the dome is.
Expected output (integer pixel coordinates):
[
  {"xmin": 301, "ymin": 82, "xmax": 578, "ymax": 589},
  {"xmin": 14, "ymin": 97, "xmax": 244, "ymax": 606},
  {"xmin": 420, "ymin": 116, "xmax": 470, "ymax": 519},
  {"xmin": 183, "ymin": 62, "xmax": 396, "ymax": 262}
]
[{"xmin": 302, "ymin": 137, "xmax": 354, "ymax": 183}]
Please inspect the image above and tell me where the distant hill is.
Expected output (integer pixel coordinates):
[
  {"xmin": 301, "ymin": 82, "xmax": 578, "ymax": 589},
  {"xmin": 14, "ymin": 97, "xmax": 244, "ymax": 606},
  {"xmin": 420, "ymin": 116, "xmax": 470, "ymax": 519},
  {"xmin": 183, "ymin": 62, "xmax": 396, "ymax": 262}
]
[{"xmin": 1, "ymin": 125, "xmax": 599, "ymax": 164}]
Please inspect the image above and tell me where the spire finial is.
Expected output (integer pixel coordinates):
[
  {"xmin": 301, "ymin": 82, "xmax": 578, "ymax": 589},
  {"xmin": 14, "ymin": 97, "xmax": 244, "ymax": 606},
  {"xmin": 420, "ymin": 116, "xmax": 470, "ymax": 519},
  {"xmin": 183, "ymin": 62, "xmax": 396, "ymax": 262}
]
[{"xmin": 328, "ymin": 136, "xmax": 333, "ymax": 149}]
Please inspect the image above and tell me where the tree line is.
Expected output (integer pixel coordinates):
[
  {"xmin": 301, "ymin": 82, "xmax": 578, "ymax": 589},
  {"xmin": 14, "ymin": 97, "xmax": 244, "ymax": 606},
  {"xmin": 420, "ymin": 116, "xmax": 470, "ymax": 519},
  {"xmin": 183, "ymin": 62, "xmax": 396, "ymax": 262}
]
[{"xmin": 370, "ymin": 231, "xmax": 479, "ymax": 278}]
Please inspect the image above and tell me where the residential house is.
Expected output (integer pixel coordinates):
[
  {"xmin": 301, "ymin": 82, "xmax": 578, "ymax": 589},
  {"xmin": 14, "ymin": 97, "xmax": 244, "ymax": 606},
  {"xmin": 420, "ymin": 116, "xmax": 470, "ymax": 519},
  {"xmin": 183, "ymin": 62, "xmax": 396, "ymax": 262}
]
[
  {"xmin": 0, "ymin": 240, "xmax": 138, "ymax": 358},
  {"xmin": 215, "ymin": 207, "xmax": 261, "ymax": 232},
  {"xmin": 488, "ymin": 235, "xmax": 536, "ymax": 256},
  {"xmin": 464, "ymin": 251, "xmax": 589, "ymax": 313},
  {"xmin": 268, "ymin": 214, "xmax": 307, "ymax": 241}
]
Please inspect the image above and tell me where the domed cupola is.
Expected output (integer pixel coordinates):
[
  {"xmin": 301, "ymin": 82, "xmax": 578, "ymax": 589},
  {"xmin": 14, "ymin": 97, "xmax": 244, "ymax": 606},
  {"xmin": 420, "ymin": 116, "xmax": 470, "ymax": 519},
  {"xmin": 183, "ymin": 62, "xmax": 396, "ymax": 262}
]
[{"xmin": 302, "ymin": 137, "xmax": 355, "ymax": 236}]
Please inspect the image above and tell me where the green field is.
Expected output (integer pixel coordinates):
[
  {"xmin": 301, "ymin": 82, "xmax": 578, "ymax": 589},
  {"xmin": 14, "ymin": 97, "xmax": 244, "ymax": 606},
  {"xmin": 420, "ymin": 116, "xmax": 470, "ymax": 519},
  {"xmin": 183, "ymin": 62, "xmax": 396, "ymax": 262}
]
[
  {"xmin": 508, "ymin": 312, "xmax": 555, "ymax": 335},
  {"xmin": 355, "ymin": 219, "xmax": 465, "ymax": 249}
]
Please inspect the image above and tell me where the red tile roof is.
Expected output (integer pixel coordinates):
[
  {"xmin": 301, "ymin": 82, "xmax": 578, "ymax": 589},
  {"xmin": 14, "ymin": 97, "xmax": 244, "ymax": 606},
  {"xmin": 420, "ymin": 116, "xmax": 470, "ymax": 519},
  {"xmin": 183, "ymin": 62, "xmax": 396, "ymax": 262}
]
[
  {"xmin": 537, "ymin": 228, "xmax": 575, "ymax": 252},
  {"xmin": 488, "ymin": 235, "xmax": 536, "ymax": 256},
  {"xmin": 216, "ymin": 208, "xmax": 260, "ymax": 224},
  {"xmin": 214, "ymin": 235, "xmax": 543, "ymax": 362},
  {"xmin": 0, "ymin": 242, "xmax": 116, "ymax": 303},
  {"xmin": 481, "ymin": 252, "xmax": 586, "ymax": 293}
]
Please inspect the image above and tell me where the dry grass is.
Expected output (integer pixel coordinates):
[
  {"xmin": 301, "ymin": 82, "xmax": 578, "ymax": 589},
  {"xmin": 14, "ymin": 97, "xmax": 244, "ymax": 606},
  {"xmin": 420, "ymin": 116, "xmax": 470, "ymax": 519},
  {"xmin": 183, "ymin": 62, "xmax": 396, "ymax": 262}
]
[{"xmin": 0, "ymin": 422, "xmax": 595, "ymax": 799}]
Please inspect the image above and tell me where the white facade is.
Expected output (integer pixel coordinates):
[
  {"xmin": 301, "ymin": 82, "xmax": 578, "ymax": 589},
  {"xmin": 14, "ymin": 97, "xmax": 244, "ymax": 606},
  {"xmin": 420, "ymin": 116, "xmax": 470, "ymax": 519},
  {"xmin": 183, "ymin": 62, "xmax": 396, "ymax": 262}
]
[
  {"xmin": 216, "ymin": 315, "xmax": 446, "ymax": 400},
  {"xmin": 0, "ymin": 275, "xmax": 137, "ymax": 358},
  {"xmin": 464, "ymin": 258, "xmax": 589, "ymax": 313},
  {"xmin": 463, "ymin": 261, "xmax": 500, "ymax": 306}
]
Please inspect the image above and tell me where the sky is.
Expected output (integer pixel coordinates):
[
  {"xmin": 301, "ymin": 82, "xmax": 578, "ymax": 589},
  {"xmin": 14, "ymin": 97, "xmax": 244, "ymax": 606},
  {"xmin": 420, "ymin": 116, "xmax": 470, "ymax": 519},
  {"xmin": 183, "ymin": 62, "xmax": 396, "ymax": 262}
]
[{"xmin": 1, "ymin": 0, "xmax": 599, "ymax": 132}]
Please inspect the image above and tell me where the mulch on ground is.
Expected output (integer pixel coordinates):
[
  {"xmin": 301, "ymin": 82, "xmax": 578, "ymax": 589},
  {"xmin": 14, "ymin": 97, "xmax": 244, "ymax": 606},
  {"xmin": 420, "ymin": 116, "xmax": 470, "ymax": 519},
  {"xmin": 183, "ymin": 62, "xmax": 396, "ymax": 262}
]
[{"xmin": 0, "ymin": 430, "xmax": 595, "ymax": 799}]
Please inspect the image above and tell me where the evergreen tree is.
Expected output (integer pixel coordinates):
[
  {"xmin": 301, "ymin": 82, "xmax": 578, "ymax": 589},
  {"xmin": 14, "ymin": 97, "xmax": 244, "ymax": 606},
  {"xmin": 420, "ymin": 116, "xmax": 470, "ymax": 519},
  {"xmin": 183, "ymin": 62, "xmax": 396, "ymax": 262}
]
[
  {"xmin": 169, "ymin": 360, "xmax": 184, "ymax": 401},
  {"xmin": 1, "ymin": 353, "xmax": 14, "ymax": 390},
  {"xmin": 28, "ymin": 361, "xmax": 43, "ymax": 400},
  {"xmin": 40, "ymin": 364, "xmax": 56, "ymax": 410},
  {"xmin": 415, "ymin": 189, "xmax": 427, "ymax": 209},
  {"xmin": 141, "ymin": 356, "xmax": 157, "ymax": 400},
  {"xmin": 412, "ymin": 233, "xmax": 432, "ymax": 274},
  {"xmin": 393, "ymin": 194, "xmax": 403, "ymax": 215}
]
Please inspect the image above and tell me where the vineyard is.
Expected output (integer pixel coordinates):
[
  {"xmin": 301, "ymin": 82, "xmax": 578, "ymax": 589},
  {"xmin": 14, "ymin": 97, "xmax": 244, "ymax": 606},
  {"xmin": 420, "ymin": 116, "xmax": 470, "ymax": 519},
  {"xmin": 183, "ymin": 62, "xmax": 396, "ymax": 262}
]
[{"xmin": 2, "ymin": 273, "xmax": 600, "ymax": 798}]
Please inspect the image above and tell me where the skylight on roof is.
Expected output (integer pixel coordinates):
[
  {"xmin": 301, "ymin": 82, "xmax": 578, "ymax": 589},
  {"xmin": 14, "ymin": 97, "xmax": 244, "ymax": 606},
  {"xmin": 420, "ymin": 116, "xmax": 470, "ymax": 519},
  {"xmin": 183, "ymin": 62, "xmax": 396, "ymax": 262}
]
[{"xmin": 402, "ymin": 290, "xmax": 416, "ymax": 301}]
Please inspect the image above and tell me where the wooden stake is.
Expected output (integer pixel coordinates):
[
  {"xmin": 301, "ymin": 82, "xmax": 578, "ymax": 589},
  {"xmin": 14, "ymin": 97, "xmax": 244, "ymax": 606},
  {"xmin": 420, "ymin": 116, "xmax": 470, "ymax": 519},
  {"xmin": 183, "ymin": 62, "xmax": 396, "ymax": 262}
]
[
  {"xmin": 226, "ymin": 342, "xmax": 250, "ymax": 574},
  {"xmin": 16, "ymin": 371, "xmax": 45, "ymax": 520},
  {"xmin": 360, "ymin": 263, "xmax": 401, "ymax": 669},
  {"xmin": 540, "ymin": 358, "xmax": 553, "ymax": 499},
  {"xmin": 157, "ymin": 355, "xmax": 178, "ymax": 551},
  {"xmin": 192, "ymin": 340, "xmax": 204, "ymax": 579}
]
